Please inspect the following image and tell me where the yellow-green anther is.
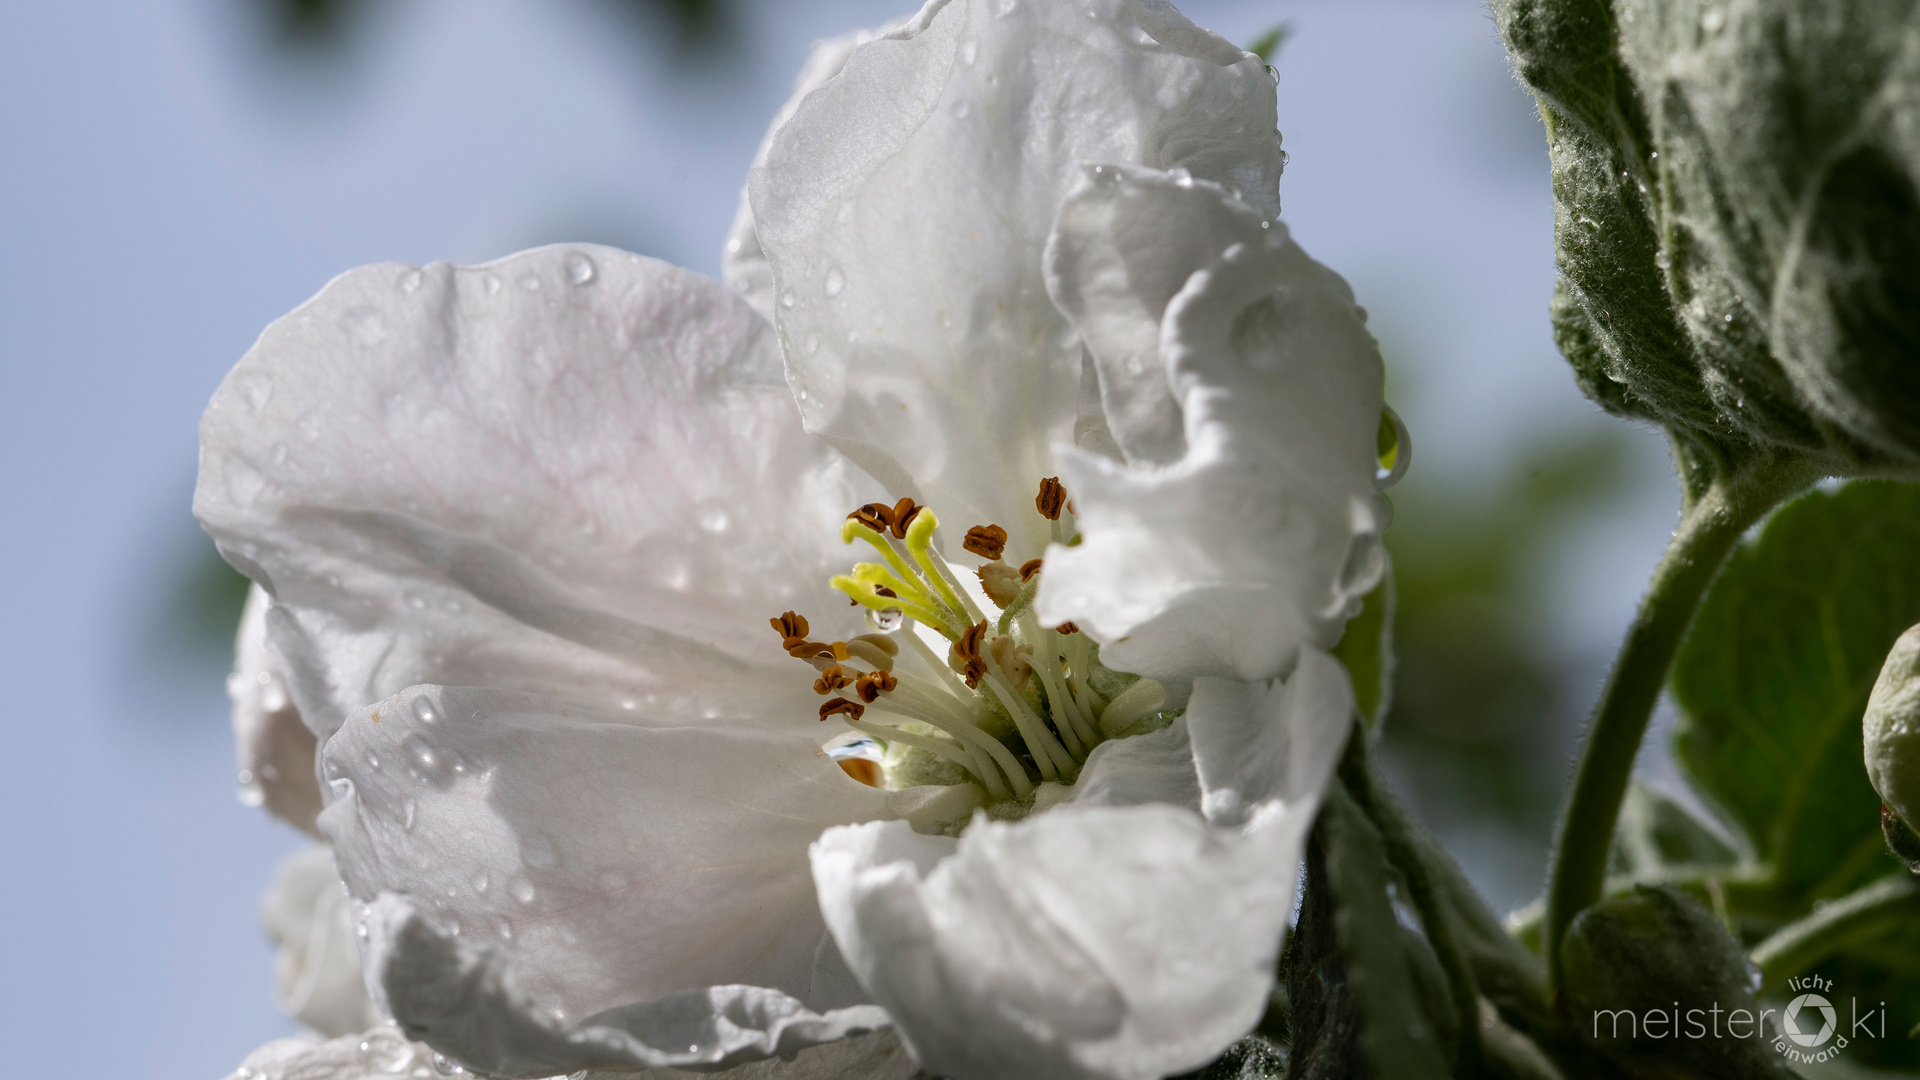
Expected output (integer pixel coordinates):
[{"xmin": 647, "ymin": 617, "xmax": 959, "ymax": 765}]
[
  {"xmin": 831, "ymin": 575, "xmax": 950, "ymax": 631},
  {"xmin": 903, "ymin": 509, "xmax": 984, "ymax": 624}
]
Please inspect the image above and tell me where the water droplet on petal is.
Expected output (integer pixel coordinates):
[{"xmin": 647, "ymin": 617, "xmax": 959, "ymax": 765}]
[
  {"xmin": 510, "ymin": 877, "xmax": 536, "ymax": 903},
  {"xmin": 398, "ymin": 268, "xmax": 423, "ymax": 295},
  {"xmin": 824, "ymin": 267, "xmax": 846, "ymax": 297},
  {"xmin": 866, "ymin": 607, "xmax": 905, "ymax": 633},
  {"xmin": 520, "ymin": 274, "xmax": 541, "ymax": 292},
  {"xmin": 471, "ymin": 870, "xmax": 489, "ymax": 893},
  {"xmin": 412, "ymin": 697, "xmax": 438, "ymax": 725},
  {"xmin": 564, "ymin": 252, "xmax": 596, "ymax": 285},
  {"xmin": 241, "ymin": 373, "xmax": 273, "ymax": 411},
  {"xmin": 1654, "ymin": 250, "xmax": 1671, "ymax": 269},
  {"xmin": 780, "ymin": 288, "xmax": 795, "ymax": 309},
  {"xmin": 484, "ymin": 274, "xmax": 502, "ymax": 295},
  {"xmin": 700, "ymin": 505, "xmax": 730, "ymax": 532},
  {"xmin": 960, "ymin": 38, "xmax": 978, "ymax": 65}
]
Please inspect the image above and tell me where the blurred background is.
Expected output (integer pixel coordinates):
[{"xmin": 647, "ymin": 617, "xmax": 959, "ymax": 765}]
[{"xmin": 0, "ymin": 1, "xmax": 1681, "ymax": 1075}]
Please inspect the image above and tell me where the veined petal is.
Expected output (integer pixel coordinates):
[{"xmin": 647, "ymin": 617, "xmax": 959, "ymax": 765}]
[
  {"xmin": 231, "ymin": 583, "xmax": 322, "ymax": 835},
  {"xmin": 195, "ymin": 246, "xmax": 874, "ymax": 745},
  {"xmin": 1037, "ymin": 166, "xmax": 1388, "ymax": 684},
  {"xmin": 221, "ymin": 1026, "xmax": 468, "ymax": 1080},
  {"xmin": 317, "ymin": 683, "xmax": 892, "ymax": 1046},
  {"xmin": 361, "ymin": 894, "xmax": 891, "ymax": 1076},
  {"xmin": 749, "ymin": 0, "xmax": 1283, "ymax": 562},
  {"xmin": 260, "ymin": 845, "xmax": 379, "ymax": 1038},
  {"xmin": 811, "ymin": 805, "xmax": 1305, "ymax": 1080},
  {"xmin": 724, "ymin": 27, "xmax": 892, "ymax": 321}
]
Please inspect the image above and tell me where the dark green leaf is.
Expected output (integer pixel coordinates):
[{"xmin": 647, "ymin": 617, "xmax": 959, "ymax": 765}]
[
  {"xmin": 1672, "ymin": 481, "xmax": 1920, "ymax": 910},
  {"xmin": 1608, "ymin": 782, "xmax": 1738, "ymax": 880}
]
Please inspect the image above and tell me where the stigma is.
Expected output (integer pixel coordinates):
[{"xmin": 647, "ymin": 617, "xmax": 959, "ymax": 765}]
[{"xmin": 769, "ymin": 479, "xmax": 1171, "ymax": 812}]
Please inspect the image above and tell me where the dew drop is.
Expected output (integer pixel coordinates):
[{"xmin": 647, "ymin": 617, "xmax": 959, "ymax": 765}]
[
  {"xmin": 398, "ymin": 268, "xmax": 423, "ymax": 295},
  {"xmin": 412, "ymin": 697, "xmax": 438, "ymax": 725},
  {"xmin": 1701, "ymin": 6, "xmax": 1725, "ymax": 32},
  {"xmin": 236, "ymin": 775, "xmax": 266, "ymax": 808},
  {"xmin": 866, "ymin": 607, "xmax": 905, "ymax": 633},
  {"xmin": 564, "ymin": 252, "xmax": 597, "ymax": 285},
  {"xmin": 471, "ymin": 870, "xmax": 490, "ymax": 893},
  {"xmin": 403, "ymin": 735, "xmax": 438, "ymax": 772},
  {"xmin": 951, "ymin": 100, "xmax": 972, "ymax": 118},
  {"xmin": 366, "ymin": 751, "xmax": 380, "ymax": 770},
  {"xmin": 1654, "ymin": 250, "xmax": 1671, "ymax": 269},
  {"xmin": 402, "ymin": 799, "xmax": 417, "ymax": 831},
  {"xmin": 959, "ymin": 38, "xmax": 978, "ymax": 65},
  {"xmin": 780, "ymin": 288, "xmax": 795, "ymax": 309},
  {"xmin": 520, "ymin": 274, "xmax": 542, "ymax": 292},
  {"xmin": 824, "ymin": 267, "xmax": 846, "ymax": 297},
  {"xmin": 1169, "ymin": 166, "xmax": 1193, "ymax": 188},
  {"xmin": 241, "ymin": 373, "xmax": 273, "ymax": 411},
  {"xmin": 510, "ymin": 878, "xmax": 537, "ymax": 904},
  {"xmin": 1724, "ymin": 312, "xmax": 1734, "ymax": 323},
  {"xmin": 484, "ymin": 274, "xmax": 502, "ymax": 295},
  {"xmin": 725, "ymin": 236, "xmax": 742, "ymax": 254},
  {"xmin": 699, "ymin": 504, "xmax": 730, "ymax": 532}
]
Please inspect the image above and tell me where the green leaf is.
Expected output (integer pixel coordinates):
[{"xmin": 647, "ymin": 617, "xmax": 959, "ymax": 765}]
[
  {"xmin": 1671, "ymin": 481, "xmax": 1920, "ymax": 910},
  {"xmin": 1334, "ymin": 568, "xmax": 1396, "ymax": 732},
  {"xmin": 1492, "ymin": 0, "xmax": 1920, "ymax": 472}
]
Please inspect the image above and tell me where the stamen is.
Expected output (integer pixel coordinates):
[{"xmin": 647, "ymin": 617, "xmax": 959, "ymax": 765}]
[
  {"xmin": 890, "ymin": 498, "xmax": 924, "ymax": 539},
  {"xmin": 1035, "ymin": 477, "xmax": 1067, "ymax": 521},
  {"xmin": 901, "ymin": 620, "xmax": 977, "ymax": 699},
  {"xmin": 820, "ymin": 697, "xmax": 866, "ymax": 722},
  {"xmin": 1097, "ymin": 678, "xmax": 1167, "ymax": 737},
  {"xmin": 981, "ymin": 650, "xmax": 1079, "ymax": 780},
  {"xmin": 854, "ymin": 670, "xmax": 898, "ymax": 702},
  {"xmin": 977, "ymin": 563, "xmax": 1023, "ymax": 608},
  {"xmin": 842, "ymin": 637, "xmax": 896, "ymax": 672},
  {"xmin": 866, "ymin": 683, "xmax": 1023, "ymax": 799},
  {"xmin": 951, "ymin": 621, "xmax": 991, "ymax": 689},
  {"xmin": 1020, "ymin": 615, "xmax": 1099, "ymax": 752},
  {"xmin": 902, "ymin": 509, "xmax": 986, "ymax": 625},
  {"xmin": 1054, "ymin": 621, "xmax": 1079, "ymax": 635},
  {"xmin": 814, "ymin": 665, "xmax": 854, "ymax": 695},
  {"xmin": 789, "ymin": 640, "xmax": 851, "ymax": 662},
  {"xmin": 839, "ymin": 715, "xmax": 981, "ymax": 776},
  {"xmin": 963, "ymin": 524, "xmax": 1008, "ymax": 561},
  {"xmin": 771, "ymin": 611, "xmax": 810, "ymax": 642},
  {"xmin": 833, "ymin": 574, "xmax": 954, "ymax": 635},
  {"xmin": 1020, "ymin": 559, "xmax": 1043, "ymax": 582},
  {"xmin": 848, "ymin": 502, "xmax": 895, "ymax": 534}
]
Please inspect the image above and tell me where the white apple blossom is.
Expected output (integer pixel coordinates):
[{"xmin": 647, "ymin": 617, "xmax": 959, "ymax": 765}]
[{"xmin": 202, "ymin": 2, "xmax": 1396, "ymax": 1078}]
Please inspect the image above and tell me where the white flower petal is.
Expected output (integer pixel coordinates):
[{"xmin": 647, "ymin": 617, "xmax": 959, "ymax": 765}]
[
  {"xmin": 360, "ymin": 893, "xmax": 891, "ymax": 1076},
  {"xmin": 317, "ymin": 683, "xmax": 892, "ymax": 1036},
  {"xmin": 196, "ymin": 246, "xmax": 873, "ymax": 744},
  {"xmin": 221, "ymin": 1025, "xmax": 458, "ymax": 1080},
  {"xmin": 1064, "ymin": 715, "xmax": 1201, "ymax": 813},
  {"xmin": 1037, "ymin": 167, "xmax": 1388, "ymax": 683},
  {"xmin": 1186, "ymin": 648, "xmax": 1354, "ymax": 830},
  {"xmin": 231, "ymin": 583, "xmax": 322, "ymax": 835},
  {"xmin": 811, "ymin": 803, "xmax": 1306, "ymax": 1080},
  {"xmin": 585, "ymin": 1028, "xmax": 919, "ymax": 1080},
  {"xmin": 261, "ymin": 845, "xmax": 379, "ymax": 1038},
  {"xmin": 749, "ymin": 0, "xmax": 1283, "ymax": 559},
  {"xmin": 724, "ymin": 27, "xmax": 890, "ymax": 321}
]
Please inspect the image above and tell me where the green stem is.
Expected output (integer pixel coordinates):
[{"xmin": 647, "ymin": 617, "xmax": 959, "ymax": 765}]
[
  {"xmin": 1750, "ymin": 876, "xmax": 1920, "ymax": 992},
  {"xmin": 1544, "ymin": 449, "xmax": 1814, "ymax": 1003}
]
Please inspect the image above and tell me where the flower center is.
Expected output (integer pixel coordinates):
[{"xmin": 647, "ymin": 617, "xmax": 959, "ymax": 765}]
[{"xmin": 769, "ymin": 479, "xmax": 1170, "ymax": 811}]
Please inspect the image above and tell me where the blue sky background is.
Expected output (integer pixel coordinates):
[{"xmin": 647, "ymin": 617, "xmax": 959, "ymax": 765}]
[{"xmin": 0, "ymin": 2, "xmax": 1680, "ymax": 1076}]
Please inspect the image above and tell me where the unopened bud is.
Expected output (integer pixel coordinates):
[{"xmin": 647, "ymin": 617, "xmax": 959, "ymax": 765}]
[{"xmin": 1865, "ymin": 624, "xmax": 1920, "ymax": 846}]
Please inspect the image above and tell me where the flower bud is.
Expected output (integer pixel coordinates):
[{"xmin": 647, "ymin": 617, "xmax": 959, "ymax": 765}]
[
  {"xmin": 1865, "ymin": 624, "xmax": 1920, "ymax": 845},
  {"xmin": 1496, "ymin": 0, "xmax": 1920, "ymax": 470}
]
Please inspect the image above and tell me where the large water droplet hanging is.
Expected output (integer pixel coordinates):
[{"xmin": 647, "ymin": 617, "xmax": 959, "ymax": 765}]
[{"xmin": 867, "ymin": 607, "xmax": 905, "ymax": 633}]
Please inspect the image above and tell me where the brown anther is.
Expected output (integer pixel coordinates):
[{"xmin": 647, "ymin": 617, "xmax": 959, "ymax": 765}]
[
  {"xmin": 875, "ymin": 585, "xmax": 898, "ymax": 599},
  {"xmin": 963, "ymin": 524, "xmax": 1009, "ymax": 560},
  {"xmin": 771, "ymin": 611, "xmax": 810, "ymax": 641},
  {"xmin": 954, "ymin": 620, "xmax": 988, "ymax": 662},
  {"xmin": 1019, "ymin": 558, "xmax": 1044, "ymax": 582},
  {"xmin": 848, "ymin": 502, "xmax": 895, "ymax": 534},
  {"xmin": 1054, "ymin": 621, "xmax": 1080, "ymax": 635},
  {"xmin": 814, "ymin": 665, "xmax": 853, "ymax": 696},
  {"xmin": 788, "ymin": 641, "xmax": 838, "ymax": 661},
  {"xmin": 1036, "ymin": 477, "xmax": 1067, "ymax": 521},
  {"xmin": 891, "ymin": 498, "xmax": 923, "ymax": 539},
  {"xmin": 854, "ymin": 670, "xmax": 898, "ymax": 703},
  {"xmin": 819, "ymin": 697, "xmax": 865, "ymax": 721},
  {"xmin": 977, "ymin": 563, "xmax": 1023, "ymax": 607},
  {"xmin": 960, "ymin": 659, "xmax": 987, "ymax": 689}
]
